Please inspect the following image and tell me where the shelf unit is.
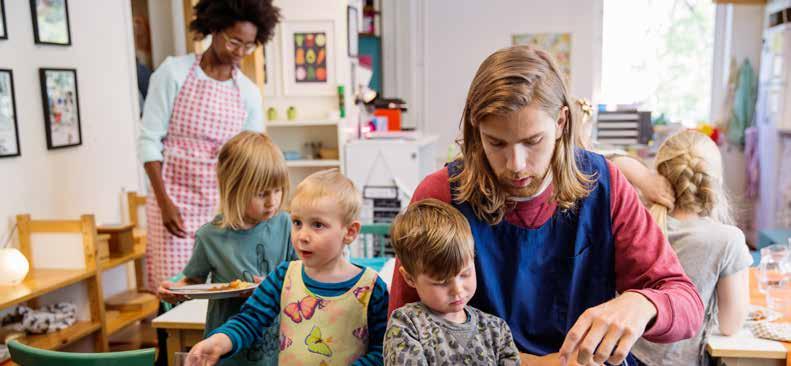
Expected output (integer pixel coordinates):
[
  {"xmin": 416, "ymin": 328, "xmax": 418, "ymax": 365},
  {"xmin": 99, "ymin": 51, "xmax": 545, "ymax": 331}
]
[
  {"xmin": 5, "ymin": 214, "xmax": 109, "ymax": 353},
  {"xmin": 16, "ymin": 321, "xmax": 102, "ymax": 351},
  {"xmin": 1, "ymin": 213, "xmax": 157, "ymax": 356},
  {"xmin": 266, "ymin": 119, "xmax": 340, "ymax": 127}
]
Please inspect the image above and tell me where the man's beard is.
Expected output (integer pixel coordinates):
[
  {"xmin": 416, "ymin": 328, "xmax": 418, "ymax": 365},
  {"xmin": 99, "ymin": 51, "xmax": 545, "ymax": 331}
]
[{"xmin": 498, "ymin": 167, "xmax": 550, "ymax": 198}]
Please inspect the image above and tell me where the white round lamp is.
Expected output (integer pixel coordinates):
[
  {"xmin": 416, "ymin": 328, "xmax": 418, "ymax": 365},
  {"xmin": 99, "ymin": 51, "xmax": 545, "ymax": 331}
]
[{"xmin": 0, "ymin": 248, "xmax": 30, "ymax": 285}]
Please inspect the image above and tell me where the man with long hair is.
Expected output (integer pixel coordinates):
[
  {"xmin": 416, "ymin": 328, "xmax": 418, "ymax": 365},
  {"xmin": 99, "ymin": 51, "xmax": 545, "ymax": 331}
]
[{"xmin": 388, "ymin": 45, "xmax": 704, "ymax": 366}]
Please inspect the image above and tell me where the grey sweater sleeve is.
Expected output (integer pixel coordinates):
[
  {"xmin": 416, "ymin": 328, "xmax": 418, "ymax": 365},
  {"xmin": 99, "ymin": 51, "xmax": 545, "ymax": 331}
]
[
  {"xmin": 495, "ymin": 317, "xmax": 521, "ymax": 366},
  {"xmin": 383, "ymin": 308, "xmax": 428, "ymax": 366}
]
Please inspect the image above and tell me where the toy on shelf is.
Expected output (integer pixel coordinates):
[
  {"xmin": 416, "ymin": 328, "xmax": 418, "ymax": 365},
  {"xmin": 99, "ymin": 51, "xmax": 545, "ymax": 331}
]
[
  {"xmin": 287, "ymin": 106, "xmax": 297, "ymax": 121},
  {"xmin": 267, "ymin": 107, "xmax": 278, "ymax": 121},
  {"xmin": 304, "ymin": 141, "xmax": 323, "ymax": 159}
]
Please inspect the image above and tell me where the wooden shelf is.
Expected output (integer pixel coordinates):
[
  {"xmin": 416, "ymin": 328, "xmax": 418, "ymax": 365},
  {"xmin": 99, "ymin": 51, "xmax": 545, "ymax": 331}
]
[
  {"xmin": 0, "ymin": 268, "xmax": 95, "ymax": 309},
  {"xmin": 133, "ymin": 227, "xmax": 145, "ymax": 243},
  {"xmin": 286, "ymin": 159, "xmax": 341, "ymax": 168},
  {"xmin": 101, "ymin": 248, "xmax": 145, "ymax": 271},
  {"xmin": 267, "ymin": 119, "xmax": 339, "ymax": 127},
  {"xmin": 16, "ymin": 320, "xmax": 101, "ymax": 350},
  {"xmin": 106, "ymin": 296, "xmax": 159, "ymax": 335}
]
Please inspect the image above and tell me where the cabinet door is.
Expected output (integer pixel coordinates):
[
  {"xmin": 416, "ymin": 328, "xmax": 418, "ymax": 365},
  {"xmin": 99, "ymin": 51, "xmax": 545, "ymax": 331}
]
[{"xmin": 344, "ymin": 143, "xmax": 420, "ymax": 195}]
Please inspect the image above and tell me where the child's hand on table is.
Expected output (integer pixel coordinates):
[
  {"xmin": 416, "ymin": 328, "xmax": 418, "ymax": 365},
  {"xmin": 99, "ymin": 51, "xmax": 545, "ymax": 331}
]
[{"xmin": 185, "ymin": 333, "xmax": 232, "ymax": 366}]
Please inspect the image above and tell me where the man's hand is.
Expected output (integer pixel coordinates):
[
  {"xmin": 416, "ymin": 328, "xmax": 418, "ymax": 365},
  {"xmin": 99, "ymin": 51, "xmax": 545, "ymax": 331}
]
[{"xmin": 559, "ymin": 292, "xmax": 656, "ymax": 365}]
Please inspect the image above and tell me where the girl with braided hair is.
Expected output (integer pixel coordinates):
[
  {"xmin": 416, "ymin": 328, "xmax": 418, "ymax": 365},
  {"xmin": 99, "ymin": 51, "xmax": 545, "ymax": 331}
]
[{"xmin": 630, "ymin": 130, "xmax": 752, "ymax": 366}]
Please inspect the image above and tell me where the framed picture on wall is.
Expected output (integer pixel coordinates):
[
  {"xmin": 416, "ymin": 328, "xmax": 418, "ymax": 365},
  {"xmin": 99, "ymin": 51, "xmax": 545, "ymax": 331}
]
[
  {"xmin": 280, "ymin": 20, "xmax": 336, "ymax": 96},
  {"xmin": 30, "ymin": 0, "xmax": 72, "ymax": 46},
  {"xmin": 0, "ymin": 69, "xmax": 20, "ymax": 157},
  {"xmin": 0, "ymin": 0, "xmax": 8, "ymax": 40},
  {"xmin": 512, "ymin": 32, "xmax": 571, "ymax": 84},
  {"xmin": 347, "ymin": 6, "xmax": 359, "ymax": 57},
  {"xmin": 39, "ymin": 68, "xmax": 81, "ymax": 149}
]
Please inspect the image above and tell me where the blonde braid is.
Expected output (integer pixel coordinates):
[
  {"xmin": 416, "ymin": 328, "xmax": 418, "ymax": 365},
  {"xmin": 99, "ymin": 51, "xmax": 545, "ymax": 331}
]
[
  {"xmin": 650, "ymin": 130, "xmax": 731, "ymax": 234},
  {"xmin": 657, "ymin": 153, "xmax": 716, "ymax": 217}
]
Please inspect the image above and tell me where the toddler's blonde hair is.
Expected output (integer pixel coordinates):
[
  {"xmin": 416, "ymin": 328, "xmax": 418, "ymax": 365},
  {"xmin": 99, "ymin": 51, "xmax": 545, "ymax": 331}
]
[
  {"xmin": 289, "ymin": 169, "xmax": 361, "ymax": 225},
  {"xmin": 650, "ymin": 130, "xmax": 732, "ymax": 234},
  {"xmin": 390, "ymin": 199, "xmax": 475, "ymax": 281},
  {"xmin": 216, "ymin": 131, "xmax": 289, "ymax": 230}
]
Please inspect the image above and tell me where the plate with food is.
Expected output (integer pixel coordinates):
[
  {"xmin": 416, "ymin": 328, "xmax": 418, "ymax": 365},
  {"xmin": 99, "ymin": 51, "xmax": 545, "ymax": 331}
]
[
  {"xmin": 170, "ymin": 279, "xmax": 258, "ymax": 300},
  {"xmin": 746, "ymin": 305, "xmax": 782, "ymax": 325}
]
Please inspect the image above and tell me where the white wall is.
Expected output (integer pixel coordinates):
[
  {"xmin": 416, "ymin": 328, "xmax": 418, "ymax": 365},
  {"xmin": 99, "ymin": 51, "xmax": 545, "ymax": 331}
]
[
  {"xmin": 0, "ymin": 0, "xmax": 140, "ymax": 347},
  {"xmin": 0, "ymin": 0, "xmax": 140, "ymax": 235},
  {"xmin": 422, "ymin": 0, "xmax": 603, "ymax": 162}
]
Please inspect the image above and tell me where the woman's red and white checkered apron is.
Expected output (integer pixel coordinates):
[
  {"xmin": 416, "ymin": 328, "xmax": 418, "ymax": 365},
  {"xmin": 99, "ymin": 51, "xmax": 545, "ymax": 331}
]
[{"xmin": 144, "ymin": 54, "xmax": 247, "ymax": 290}]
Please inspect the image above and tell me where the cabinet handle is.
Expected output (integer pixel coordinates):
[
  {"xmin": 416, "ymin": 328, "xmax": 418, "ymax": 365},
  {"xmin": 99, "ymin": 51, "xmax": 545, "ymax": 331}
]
[{"xmin": 411, "ymin": 153, "xmax": 417, "ymax": 160}]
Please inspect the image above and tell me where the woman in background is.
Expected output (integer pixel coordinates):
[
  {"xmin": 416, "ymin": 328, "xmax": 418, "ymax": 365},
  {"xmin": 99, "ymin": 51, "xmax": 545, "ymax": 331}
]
[{"xmin": 138, "ymin": 0, "xmax": 280, "ymax": 291}]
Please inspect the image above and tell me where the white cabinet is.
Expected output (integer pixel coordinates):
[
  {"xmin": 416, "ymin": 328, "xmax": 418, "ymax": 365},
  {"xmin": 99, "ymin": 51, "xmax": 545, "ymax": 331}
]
[{"xmin": 343, "ymin": 136, "xmax": 438, "ymax": 206}]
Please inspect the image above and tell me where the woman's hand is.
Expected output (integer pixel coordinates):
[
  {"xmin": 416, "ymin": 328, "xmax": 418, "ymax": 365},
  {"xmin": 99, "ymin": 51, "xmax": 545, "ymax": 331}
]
[
  {"xmin": 558, "ymin": 292, "xmax": 657, "ymax": 366},
  {"xmin": 185, "ymin": 334, "xmax": 232, "ymax": 366},
  {"xmin": 638, "ymin": 173, "xmax": 675, "ymax": 210},
  {"xmin": 159, "ymin": 195, "xmax": 187, "ymax": 238},
  {"xmin": 143, "ymin": 161, "xmax": 187, "ymax": 238},
  {"xmin": 157, "ymin": 280, "xmax": 190, "ymax": 304}
]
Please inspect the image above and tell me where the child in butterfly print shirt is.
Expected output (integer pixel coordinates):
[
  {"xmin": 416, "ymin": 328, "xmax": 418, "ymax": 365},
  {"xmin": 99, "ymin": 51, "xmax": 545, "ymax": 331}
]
[{"xmin": 186, "ymin": 169, "xmax": 389, "ymax": 366}]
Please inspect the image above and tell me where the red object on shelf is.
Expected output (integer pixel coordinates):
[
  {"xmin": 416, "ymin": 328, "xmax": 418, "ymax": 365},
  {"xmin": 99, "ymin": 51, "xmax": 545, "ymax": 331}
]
[{"xmin": 374, "ymin": 108, "xmax": 401, "ymax": 131}]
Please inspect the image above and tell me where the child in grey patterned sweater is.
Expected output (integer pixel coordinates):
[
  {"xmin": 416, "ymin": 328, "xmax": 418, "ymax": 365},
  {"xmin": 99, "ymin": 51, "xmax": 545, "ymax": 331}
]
[{"xmin": 384, "ymin": 199, "xmax": 520, "ymax": 365}]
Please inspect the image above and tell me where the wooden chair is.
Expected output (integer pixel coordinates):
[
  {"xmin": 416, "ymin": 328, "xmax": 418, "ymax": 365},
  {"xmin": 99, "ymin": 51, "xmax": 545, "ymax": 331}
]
[
  {"xmin": 126, "ymin": 191, "xmax": 148, "ymax": 292},
  {"xmin": 8, "ymin": 339, "xmax": 155, "ymax": 366},
  {"xmin": 126, "ymin": 191, "xmax": 147, "ymax": 247}
]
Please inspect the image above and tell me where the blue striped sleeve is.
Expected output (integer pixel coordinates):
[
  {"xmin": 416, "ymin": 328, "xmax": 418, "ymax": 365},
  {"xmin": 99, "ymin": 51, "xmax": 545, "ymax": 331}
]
[
  {"xmin": 354, "ymin": 276, "xmax": 389, "ymax": 366},
  {"xmin": 209, "ymin": 262, "xmax": 289, "ymax": 357}
]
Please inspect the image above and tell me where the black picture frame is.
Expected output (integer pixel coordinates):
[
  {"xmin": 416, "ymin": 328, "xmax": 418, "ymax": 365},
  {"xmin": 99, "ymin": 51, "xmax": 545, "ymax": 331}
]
[
  {"xmin": 0, "ymin": 69, "xmax": 20, "ymax": 158},
  {"xmin": 347, "ymin": 6, "xmax": 359, "ymax": 57},
  {"xmin": 39, "ymin": 68, "xmax": 81, "ymax": 149},
  {"xmin": 29, "ymin": 0, "xmax": 72, "ymax": 46},
  {"xmin": 0, "ymin": 0, "xmax": 8, "ymax": 40}
]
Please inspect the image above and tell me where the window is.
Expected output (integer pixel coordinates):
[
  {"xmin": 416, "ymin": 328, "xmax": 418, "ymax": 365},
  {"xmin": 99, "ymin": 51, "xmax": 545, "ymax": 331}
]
[{"xmin": 601, "ymin": 0, "xmax": 716, "ymax": 127}]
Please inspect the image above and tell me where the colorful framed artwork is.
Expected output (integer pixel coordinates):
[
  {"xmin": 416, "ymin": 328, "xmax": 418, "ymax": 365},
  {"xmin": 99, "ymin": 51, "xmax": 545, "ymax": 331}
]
[
  {"xmin": 512, "ymin": 32, "xmax": 571, "ymax": 84},
  {"xmin": 347, "ymin": 6, "xmax": 359, "ymax": 57},
  {"xmin": 39, "ymin": 68, "xmax": 81, "ymax": 149},
  {"xmin": 0, "ymin": 69, "xmax": 20, "ymax": 157},
  {"xmin": 30, "ymin": 0, "xmax": 72, "ymax": 46},
  {"xmin": 281, "ymin": 20, "xmax": 336, "ymax": 96},
  {"xmin": 0, "ymin": 0, "xmax": 8, "ymax": 40}
]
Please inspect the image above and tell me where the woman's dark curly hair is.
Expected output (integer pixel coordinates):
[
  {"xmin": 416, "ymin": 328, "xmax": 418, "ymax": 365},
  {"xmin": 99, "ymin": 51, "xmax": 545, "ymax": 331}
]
[{"xmin": 190, "ymin": 0, "xmax": 281, "ymax": 44}]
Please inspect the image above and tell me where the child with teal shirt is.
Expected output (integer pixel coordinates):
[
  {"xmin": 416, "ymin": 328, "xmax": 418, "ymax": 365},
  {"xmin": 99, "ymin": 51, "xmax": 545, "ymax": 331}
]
[{"xmin": 158, "ymin": 131, "xmax": 295, "ymax": 366}]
